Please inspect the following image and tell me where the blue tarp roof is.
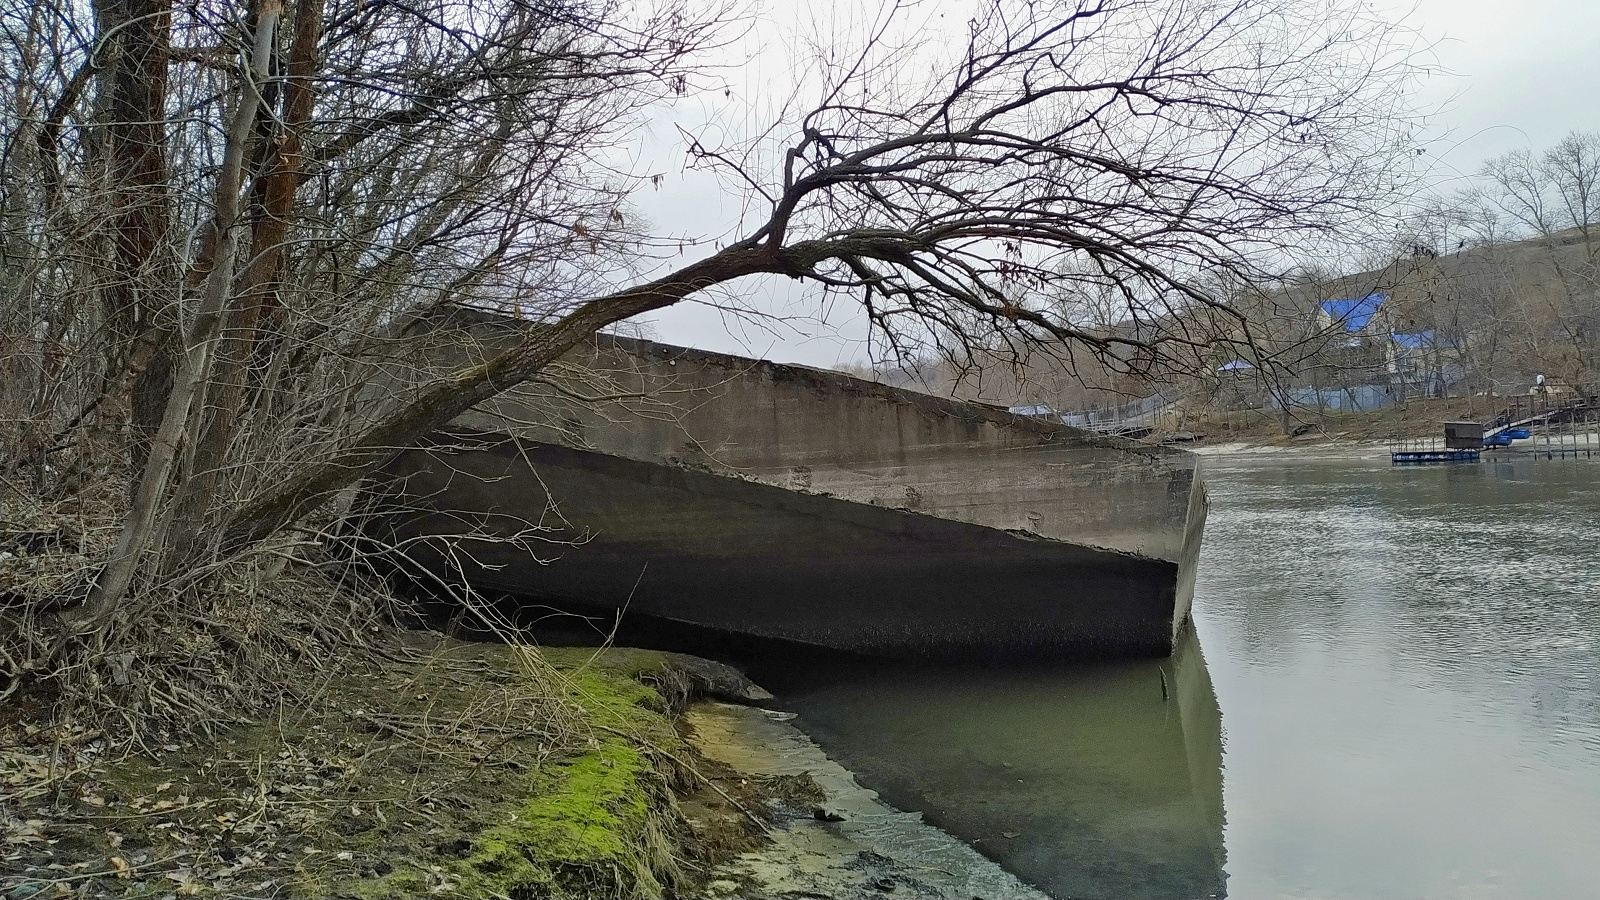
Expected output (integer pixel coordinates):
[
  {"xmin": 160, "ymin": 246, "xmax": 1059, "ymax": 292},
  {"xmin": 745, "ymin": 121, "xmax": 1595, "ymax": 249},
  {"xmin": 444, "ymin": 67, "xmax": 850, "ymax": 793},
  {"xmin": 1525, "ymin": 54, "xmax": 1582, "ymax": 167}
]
[
  {"xmin": 1216, "ymin": 359, "xmax": 1255, "ymax": 372},
  {"xmin": 1008, "ymin": 404, "xmax": 1056, "ymax": 417},
  {"xmin": 1392, "ymin": 330, "xmax": 1435, "ymax": 350},
  {"xmin": 1319, "ymin": 292, "xmax": 1386, "ymax": 333}
]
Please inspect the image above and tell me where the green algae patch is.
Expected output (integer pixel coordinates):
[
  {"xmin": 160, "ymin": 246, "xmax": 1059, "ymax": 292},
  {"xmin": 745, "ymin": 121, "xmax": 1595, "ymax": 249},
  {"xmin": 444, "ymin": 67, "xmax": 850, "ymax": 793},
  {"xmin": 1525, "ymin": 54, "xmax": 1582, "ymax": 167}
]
[
  {"xmin": 329, "ymin": 643, "xmax": 704, "ymax": 900},
  {"xmin": 453, "ymin": 739, "xmax": 674, "ymax": 899},
  {"xmin": 439, "ymin": 660, "xmax": 686, "ymax": 899}
]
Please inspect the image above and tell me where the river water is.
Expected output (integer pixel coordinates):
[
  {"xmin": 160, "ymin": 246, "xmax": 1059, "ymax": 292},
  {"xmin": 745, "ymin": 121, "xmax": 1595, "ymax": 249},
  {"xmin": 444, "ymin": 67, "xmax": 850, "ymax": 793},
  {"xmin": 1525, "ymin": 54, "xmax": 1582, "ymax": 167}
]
[{"xmin": 753, "ymin": 454, "xmax": 1600, "ymax": 899}]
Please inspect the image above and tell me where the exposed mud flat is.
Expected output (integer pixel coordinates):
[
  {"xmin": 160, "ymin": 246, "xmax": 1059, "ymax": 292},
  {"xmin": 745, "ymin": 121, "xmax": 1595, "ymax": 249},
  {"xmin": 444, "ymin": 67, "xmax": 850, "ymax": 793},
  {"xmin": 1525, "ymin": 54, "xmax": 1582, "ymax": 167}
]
[{"xmin": 687, "ymin": 702, "xmax": 1049, "ymax": 900}]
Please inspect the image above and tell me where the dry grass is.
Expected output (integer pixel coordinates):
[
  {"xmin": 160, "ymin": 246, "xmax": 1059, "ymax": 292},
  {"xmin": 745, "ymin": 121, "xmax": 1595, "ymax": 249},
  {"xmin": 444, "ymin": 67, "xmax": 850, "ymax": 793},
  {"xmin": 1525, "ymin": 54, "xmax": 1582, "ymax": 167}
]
[
  {"xmin": 0, "ymin": 635, "xmax": 774, "ymax": 899},
  {"xmin": 1, "ymin": 462, "xmax": 404, "ymax": 743}
]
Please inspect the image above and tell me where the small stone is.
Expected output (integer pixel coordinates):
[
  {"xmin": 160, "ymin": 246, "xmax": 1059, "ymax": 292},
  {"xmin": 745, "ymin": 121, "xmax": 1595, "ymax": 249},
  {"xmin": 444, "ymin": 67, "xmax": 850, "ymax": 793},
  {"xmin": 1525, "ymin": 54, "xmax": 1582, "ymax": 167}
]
[{"xmin": 812, "ymin": 806, "xmax": 847, "ymax": 822}]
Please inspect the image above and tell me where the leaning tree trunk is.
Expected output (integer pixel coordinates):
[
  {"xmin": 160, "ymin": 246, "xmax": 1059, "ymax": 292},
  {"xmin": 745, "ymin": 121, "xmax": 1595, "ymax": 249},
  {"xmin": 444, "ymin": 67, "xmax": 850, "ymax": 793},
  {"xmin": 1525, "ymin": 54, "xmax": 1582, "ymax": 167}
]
[
  {"xmin": 217, "ymin": 244, "xmax": 782, "ymax": 557},
  {"xmin": 162, "ymin": 0, "xmax": 324, "ymax": 575},
  {"xmin": 212, "ymin": 230, "xmax": 916, "ymax": 560}
]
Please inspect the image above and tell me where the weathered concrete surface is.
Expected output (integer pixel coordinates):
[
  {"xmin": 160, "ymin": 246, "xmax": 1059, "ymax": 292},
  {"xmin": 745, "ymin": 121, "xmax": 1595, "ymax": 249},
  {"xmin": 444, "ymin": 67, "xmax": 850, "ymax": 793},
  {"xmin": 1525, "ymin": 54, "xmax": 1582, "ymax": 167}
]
[{"xmin": 366, "ymin": 311, "xmax": 1207, "ymax": 659}]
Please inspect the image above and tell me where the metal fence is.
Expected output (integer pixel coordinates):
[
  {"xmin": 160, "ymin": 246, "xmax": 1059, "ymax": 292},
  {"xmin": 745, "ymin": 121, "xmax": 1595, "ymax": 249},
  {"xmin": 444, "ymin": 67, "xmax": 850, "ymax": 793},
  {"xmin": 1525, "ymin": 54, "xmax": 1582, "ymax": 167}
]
[
  {"xmin": 1058, "ymin": 389, "xmax": 1184, "ymax": 428},
  {"xmin": 1274, "ymin": 384, "xmax": 1394, "ymax": 412}
]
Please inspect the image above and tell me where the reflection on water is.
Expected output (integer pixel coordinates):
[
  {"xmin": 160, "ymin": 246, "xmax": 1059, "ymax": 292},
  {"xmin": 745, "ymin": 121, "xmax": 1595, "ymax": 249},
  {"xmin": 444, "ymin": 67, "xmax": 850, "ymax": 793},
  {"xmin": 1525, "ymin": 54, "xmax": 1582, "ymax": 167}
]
[
  {"xmin": 1199, "ymin": 455, "xmax": 1600, "ymax": 900},
  {"xmin": 750, "ymin": 631, "xmax": 1226, "ymax": 900},
  {"xmin": 754, "ymin": 456, "xmax": 1600, "ymax": 899}
]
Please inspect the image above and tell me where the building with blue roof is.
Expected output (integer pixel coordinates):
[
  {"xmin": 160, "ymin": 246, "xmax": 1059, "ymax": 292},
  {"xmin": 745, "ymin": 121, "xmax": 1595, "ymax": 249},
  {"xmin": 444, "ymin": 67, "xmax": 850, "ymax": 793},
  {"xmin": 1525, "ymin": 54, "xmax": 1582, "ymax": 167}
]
[
  {"xmin": 1386, "ymin": 329, "xmax": 1450, "ymax": 395},
  {"xmin": 1317, "ymin": 292, "xmax": 1387, "ymax": 334},
  {"xmin": 1390, "ymin": 330, "xmax": 1435, "ymax": 350}
]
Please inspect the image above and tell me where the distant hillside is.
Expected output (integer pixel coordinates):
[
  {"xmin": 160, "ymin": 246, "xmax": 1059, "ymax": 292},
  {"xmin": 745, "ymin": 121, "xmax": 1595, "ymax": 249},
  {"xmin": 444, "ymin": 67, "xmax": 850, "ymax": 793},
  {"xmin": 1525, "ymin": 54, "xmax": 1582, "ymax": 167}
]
[{"xmin": 837, "ymin": 223, "xmax": 1599, "ymax": 416}]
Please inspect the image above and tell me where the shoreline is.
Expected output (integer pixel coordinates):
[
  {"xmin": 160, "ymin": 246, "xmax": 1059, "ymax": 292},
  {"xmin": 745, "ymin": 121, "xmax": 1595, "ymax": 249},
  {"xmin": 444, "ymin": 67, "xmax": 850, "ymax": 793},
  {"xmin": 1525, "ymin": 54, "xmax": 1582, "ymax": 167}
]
[
  {"xmin": 1, "ymin": 639, "xmax": 1032, "ymax": 900},
  {"xmin": 1186, "ymin": 439, "xmax": 1390, "ymax": 459},
  {"xmin": 1185, "ymin": 433, "xmax": 1600, "ymax": 460},
  {"xmin": 686, "ymin": 701, "xmax": 1048, "ymax": 900}
]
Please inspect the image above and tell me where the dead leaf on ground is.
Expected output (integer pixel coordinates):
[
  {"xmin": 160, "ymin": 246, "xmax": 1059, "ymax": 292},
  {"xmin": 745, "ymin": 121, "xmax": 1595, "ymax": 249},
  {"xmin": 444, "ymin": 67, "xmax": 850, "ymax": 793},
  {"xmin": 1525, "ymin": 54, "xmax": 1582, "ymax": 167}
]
[
  {"xmin": 5, "ymin": 819, "xmax": 48, "ymax": 844},
  {"xmin": 166, "ymin": 869, "xmax": 203, "ymax": 895}
]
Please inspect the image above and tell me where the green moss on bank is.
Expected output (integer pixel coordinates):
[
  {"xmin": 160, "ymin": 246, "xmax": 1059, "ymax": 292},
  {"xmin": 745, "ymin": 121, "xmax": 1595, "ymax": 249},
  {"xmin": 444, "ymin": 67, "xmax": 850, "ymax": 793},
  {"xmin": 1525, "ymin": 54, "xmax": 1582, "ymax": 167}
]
[
  {"xmin": 3, "ymin": 639, "xmax": 767, "ymax": 900},
  {"xmin": 330, "ymin": 646, "xmax": 696, "ymax": 900},
  {"xmin": 453, "ymin": 740, "xmax": 666, "ymax": 899}
]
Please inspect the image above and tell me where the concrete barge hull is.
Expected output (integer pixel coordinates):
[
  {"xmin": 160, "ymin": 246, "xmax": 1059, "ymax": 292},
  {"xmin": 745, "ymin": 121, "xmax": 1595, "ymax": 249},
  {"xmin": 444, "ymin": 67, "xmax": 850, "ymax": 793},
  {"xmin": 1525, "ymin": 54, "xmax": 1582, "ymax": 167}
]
[
  {"xmin": 375, "ymin": 437, "xmax": 1185, "ymax": 658},
  {"xmin": 366, "ymin": 317, "xmax": 1208, "ymax": 660}
]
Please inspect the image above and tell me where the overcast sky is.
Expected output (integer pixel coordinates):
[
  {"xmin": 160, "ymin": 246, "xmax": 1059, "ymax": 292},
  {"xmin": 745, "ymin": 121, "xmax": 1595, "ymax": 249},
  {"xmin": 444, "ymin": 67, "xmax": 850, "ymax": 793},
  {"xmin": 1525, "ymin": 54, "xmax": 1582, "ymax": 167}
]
[
  {"xmin": 1397, "ymin": 0, "xmax": 1600, "ymax": 177},
  {"xmin": 629, "ymin": 0, "xmax": 1600, "ymax": 369}
]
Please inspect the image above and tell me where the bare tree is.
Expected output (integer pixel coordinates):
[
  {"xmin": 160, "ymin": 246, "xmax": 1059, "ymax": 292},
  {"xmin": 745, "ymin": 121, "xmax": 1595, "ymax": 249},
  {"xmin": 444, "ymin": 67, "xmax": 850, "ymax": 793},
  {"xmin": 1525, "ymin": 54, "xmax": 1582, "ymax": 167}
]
[
  {"xmin": 231, "ymin": 0, "xmax": 1424, "ymax": 531},
  {"xmin": 2, "ymin": 0, "xmax": 1423, "ymax": 717},
  {"xmin": 1543, "ymin": 131, "xmax": 1600, "ymax": 258},
  {"xmin": 1480, "ymin": 131, "xmax": 1600, "ymax": 390},
  {"xmin": 2, "ymin": 0, "xmax": 730, "ymax": 710}
]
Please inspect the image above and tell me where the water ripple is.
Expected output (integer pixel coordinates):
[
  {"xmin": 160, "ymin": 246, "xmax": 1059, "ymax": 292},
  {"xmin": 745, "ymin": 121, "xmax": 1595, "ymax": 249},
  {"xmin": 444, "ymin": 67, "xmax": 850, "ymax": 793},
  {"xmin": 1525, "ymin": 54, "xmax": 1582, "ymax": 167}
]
[{"xmin": 1197, "ymin": 456, "xmax": 1600, "ymax": 899}]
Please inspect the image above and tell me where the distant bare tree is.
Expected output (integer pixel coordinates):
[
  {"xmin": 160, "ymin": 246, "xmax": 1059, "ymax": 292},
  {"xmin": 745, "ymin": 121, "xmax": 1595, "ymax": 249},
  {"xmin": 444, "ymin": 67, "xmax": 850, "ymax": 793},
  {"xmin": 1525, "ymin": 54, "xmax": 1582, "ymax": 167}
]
[
  {"xmin": 1542, "ymin": 132, "xmax": 1600, "ymax": 258},
  {"xmin": 1480, "ymin": 131, "xmax": 1600, "ymax": 390}
]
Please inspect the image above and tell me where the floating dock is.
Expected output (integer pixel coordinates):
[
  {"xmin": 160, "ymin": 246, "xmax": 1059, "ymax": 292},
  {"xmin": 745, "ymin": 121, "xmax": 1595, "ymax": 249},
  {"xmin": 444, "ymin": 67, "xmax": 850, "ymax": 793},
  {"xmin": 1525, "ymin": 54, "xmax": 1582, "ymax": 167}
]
[
  {"xmin": 1391, "ymin": 448, "xmax": 1480, "ymax": 464},
  {"xmin": 1394, "ymin": 396, "xmax": 1599, "ymax": 464}
]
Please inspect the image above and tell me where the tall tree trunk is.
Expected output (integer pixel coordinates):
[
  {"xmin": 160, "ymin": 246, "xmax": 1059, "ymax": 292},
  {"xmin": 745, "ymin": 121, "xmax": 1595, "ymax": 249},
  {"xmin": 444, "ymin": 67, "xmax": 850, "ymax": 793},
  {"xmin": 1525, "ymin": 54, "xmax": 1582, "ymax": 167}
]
[{"xmin": 94, "ymin": 0, "xmax": 175, "ymax": 472}]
